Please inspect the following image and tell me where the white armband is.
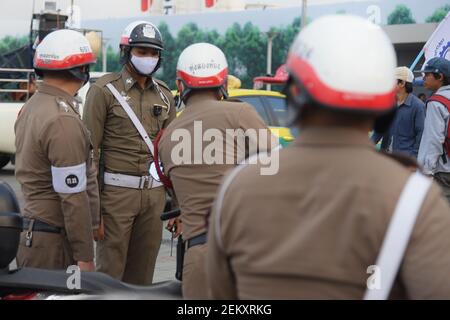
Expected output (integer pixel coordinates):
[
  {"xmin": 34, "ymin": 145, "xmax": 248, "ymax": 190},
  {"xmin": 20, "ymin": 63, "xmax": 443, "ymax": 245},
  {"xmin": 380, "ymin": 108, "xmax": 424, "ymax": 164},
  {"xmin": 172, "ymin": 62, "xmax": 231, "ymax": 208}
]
[{"xmin": 51, "ymin": 163, "xmax": 87, "ymax": 194}]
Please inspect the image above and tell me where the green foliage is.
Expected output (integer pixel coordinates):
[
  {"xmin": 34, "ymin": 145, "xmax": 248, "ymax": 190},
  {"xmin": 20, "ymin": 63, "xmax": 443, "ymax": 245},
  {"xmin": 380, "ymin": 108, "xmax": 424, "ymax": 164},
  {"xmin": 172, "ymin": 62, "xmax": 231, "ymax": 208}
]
[
  {"xmin": 157, "ymin": 22, "xmax": 178, "ymax": 88},
  {"xmin": 426, "ymin": 5, "xmax": 450, "ymax": 23},
  {"xmin": 0, "ymin": 17, "xmax": 305, "ymax": 89},
  {"xmin": 91, "ymin": 45, "xmax": 121, "ymax": 72},
  {"xmin": 156, "ymin": 17, "xmax": 304, "ymax": 89},
  {"xmin": 0, "ymin": 35, "xmax": 29, "ymax": 54},
  {"xmin": 387, "ymin": 4, "xmax": 416, "ymax": 25}
]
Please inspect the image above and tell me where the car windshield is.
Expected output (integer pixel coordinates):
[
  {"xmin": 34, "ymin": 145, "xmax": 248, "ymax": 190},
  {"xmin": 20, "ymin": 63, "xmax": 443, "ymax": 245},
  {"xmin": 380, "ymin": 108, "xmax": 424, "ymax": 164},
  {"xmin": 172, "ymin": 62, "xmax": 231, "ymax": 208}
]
[
  {"xmin": 234, "ymin": 95, "xmax": 272, "ymax": 125},
  {"xmin": 266, "ymin": 96, "xmax": 288, "ymax": 127}
]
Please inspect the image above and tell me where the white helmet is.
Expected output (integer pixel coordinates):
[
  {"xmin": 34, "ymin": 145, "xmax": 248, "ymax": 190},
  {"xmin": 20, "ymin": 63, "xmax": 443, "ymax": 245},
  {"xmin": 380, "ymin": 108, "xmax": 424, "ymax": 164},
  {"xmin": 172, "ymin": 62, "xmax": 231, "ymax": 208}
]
[
  {"xmin": 285, "ymin": 15, "xmax": 397, "ymax": 119},
  {"xmin": 176, "ymin": 43, "xmax": 228, "ymax": 100},
  {"xmin": 33, "ymin": 29, "xmax": 96, "ymax": 81}
]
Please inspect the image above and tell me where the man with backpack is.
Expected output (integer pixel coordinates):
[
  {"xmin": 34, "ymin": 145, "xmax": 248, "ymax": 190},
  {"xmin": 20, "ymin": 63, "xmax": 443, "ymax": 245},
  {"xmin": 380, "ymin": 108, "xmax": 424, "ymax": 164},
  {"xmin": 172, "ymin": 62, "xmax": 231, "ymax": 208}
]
[{"xmin": 418, "ymin": 57, "xmax": 450, "ymax": 203}]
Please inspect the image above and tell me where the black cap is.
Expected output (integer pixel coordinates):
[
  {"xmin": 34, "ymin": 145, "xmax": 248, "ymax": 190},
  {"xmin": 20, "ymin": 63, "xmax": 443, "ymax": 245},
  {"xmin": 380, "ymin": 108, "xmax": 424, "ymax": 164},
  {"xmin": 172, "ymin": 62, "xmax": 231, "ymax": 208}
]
[{"xmin": 127, "ymin": 23, "xmax": 163, "ymax": 51}]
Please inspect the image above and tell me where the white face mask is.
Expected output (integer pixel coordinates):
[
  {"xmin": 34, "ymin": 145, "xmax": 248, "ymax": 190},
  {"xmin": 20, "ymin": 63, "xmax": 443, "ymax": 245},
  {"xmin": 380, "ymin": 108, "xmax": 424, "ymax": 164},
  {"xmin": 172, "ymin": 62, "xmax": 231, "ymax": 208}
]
[{"xmin": 131, "ymin": 55, "xmax": 159, "ymax": 75}]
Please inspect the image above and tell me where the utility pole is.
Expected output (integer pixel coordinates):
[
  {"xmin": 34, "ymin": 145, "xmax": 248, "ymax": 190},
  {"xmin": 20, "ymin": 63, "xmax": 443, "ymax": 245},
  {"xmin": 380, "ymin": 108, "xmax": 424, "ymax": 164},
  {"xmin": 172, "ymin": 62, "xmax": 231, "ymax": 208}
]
[
  {"xmin": 102, "ymin": 39, "xmax": 107, "ymax": 72},
  {"xmin": 265, "ymin": 30, "xmax": 278, "ymax": 91},
  {"xmin": 70, "ymin": 0, "xmax": 74, "ymax": 26},
  {"xmin": 301, "ymin": 0, "xmax": 308, "ymax": 30}
]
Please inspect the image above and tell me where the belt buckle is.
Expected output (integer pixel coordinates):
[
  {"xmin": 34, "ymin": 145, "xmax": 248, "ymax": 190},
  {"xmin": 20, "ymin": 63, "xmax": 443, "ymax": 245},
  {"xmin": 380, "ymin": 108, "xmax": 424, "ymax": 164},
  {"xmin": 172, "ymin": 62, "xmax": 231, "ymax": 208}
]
[
  {"xmin": 147, "ymin": 176, "xmax": 154, "ymax": 189},
  {"xmin": 139, "ymin": 176, "xmax": 150, "ymax": 189}
]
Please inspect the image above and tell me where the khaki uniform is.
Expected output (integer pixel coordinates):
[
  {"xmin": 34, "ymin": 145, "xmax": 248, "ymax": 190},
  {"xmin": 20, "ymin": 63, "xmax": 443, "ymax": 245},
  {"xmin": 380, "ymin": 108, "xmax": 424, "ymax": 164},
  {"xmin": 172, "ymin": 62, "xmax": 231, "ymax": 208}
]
[
  {"xmin": 159, "ymin": 92, "xmax": 277, "ymax": 298},
  {"xmin": 434, "ymin": 172, "xmax": 450, "ymax": 203},
  {"xmin": 83, "ymin": 67, "xmax": 175, "ymax": 285},
  {"xmin": 207, "ymin": 127, "xmax": 450, "ymax": 299},
  {"xmin": 15, "ymin": 83, "xmax": 99, "ymax": 269}
]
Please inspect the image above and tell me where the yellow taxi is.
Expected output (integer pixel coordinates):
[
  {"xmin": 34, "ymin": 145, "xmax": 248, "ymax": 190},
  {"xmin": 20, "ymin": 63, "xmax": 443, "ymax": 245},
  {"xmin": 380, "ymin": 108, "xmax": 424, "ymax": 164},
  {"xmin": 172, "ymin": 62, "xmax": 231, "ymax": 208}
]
[
  {"xmin": 173, "ymin": 83, "xmax": 295, "ymax": 147},
  {"xmin": 227, "ymin": 88, "xmax": 295, "ymax": 147}
]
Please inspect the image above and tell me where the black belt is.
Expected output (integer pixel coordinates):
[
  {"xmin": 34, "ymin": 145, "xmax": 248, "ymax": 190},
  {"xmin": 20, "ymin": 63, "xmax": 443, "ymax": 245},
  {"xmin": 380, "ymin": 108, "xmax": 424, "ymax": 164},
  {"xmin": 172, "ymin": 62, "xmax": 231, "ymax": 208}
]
[
  {"xmin": 186, "ymin": 233, "xmax": 207, "ymax": 249},
  {"xmin": 22, "ymin": 217, "xmax": 62, "ymax": 234}
]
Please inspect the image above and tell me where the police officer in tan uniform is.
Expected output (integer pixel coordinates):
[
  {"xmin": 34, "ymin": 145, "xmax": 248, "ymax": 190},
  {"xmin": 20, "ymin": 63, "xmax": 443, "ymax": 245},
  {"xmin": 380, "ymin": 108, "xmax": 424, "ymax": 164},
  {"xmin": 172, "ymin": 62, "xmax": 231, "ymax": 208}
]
[
  {"xmin": 207, "ymin": 15, "xmax": 450, "ymax": 299},
  {"xmin": 83, "ymin": 21, "xmax": 176, "ymax": 285},
  {"xmin": 158, "ymin": 43, "xmax": 278, "ymax": 299},
  {"xmin": 15, "ymin": 30, "xmax": 99, "ymax": 271}
]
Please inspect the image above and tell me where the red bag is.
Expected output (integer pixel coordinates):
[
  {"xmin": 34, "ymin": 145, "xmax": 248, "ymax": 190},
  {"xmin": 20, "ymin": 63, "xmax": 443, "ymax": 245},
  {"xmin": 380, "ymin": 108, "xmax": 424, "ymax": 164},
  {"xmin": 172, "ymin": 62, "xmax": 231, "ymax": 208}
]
[{"xmin": 427, "ymin": 94, "xmax": 450, "ymax": 157}]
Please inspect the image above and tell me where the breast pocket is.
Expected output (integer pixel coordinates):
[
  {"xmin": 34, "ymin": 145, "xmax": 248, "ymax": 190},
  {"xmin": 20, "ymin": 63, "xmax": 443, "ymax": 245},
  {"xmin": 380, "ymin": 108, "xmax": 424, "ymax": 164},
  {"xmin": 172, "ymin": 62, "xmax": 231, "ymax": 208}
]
[
  {"xmin": 396, "ymin": 113, "xmax": 414, "ymax": 137},
  {"xmin": 145, "ymin": 104, "xmax": 169, "ymax": 138},
  {"xmin": 108, "ymin": 104, "xmax": 136, "ymax": 135}
]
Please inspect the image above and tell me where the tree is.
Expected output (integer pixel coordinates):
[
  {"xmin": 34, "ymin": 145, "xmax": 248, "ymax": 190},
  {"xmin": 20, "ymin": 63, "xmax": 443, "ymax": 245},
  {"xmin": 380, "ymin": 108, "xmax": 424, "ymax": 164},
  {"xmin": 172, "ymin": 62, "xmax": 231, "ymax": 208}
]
[
  {"xmin": 7, "ymin": 16, "xmax": 305, "ymax": 89},
  {"xmin": 272, "ymin": 17, "xmax": 301, "ymax": 75},
  {"xmin": 0, "ymin": 35, "xmax": 29, "ymax": 54},
  {"xmin": 91, "ymin": 45, "xmax": 121, "ymax": 72},
  {"xmin": 426, "ymin": 5, "xmax": 450, "ymax": 23},
  {"xmin": 156, "ymin": 22, "xmax": 178, "ymax": 88},
  {"xmin": 219, "ymin": 22, "xmax": 267, "ymax": 88},
  {"xmin": 387, "ymin": 5, "xmax": 416, "ymax": 25}
]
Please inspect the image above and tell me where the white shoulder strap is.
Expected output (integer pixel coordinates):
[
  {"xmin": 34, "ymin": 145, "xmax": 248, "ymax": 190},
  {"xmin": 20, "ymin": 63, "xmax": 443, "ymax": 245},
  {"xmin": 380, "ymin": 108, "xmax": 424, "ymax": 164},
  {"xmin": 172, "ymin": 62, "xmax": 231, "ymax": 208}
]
[
  {"xmin": 106, "ymin": 83, "xmax": 155, "ymax": 157},
  {"xmin": 152, "ymin": 79, "xmax": 171, "ymax": 113},
  {"xmin": 364, "ymin": 172, "xmax": 432, "ymax": 300}
]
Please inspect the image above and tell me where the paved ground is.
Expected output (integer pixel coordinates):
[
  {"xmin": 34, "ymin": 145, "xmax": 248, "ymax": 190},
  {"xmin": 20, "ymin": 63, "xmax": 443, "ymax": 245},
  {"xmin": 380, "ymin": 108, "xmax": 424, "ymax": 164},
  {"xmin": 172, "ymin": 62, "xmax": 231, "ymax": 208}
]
[{"xmin": 1, "ymin": 163, "xmax": 177, "ymax": 284}]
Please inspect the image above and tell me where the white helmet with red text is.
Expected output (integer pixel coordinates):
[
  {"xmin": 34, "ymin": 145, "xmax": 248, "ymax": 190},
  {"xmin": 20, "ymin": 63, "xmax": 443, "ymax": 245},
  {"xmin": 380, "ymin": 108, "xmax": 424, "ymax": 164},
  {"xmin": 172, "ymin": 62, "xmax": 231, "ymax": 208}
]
[
  {"xmin": 176, "ymin": 43, "xmax": 228, "ymax": 101},
  {"xmin": 285, "ymin": 15, "xmax": 397, "ymax": 123},
  {"xmin": 33, "ymin": 29, "xmax": 96, "ymax": 82}
]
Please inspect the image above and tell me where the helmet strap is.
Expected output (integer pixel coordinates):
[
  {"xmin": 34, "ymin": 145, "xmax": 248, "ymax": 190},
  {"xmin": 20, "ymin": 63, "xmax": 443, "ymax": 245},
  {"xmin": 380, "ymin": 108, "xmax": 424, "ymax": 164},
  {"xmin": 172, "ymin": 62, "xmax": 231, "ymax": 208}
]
[
  {"xmin": 179, "ymin": 84, "xmax": 192, "ymax": 104},
  {"xmin": 284, "ymin": 75, "xmax": 313, "ymax": 126},
  {"xmin": 119, "ymin": 46, "xmax": 131, "ymax": 65},
  {"xmin": 219, "ymin": 86, "xmax": 228, "ymax": 100},
  {"xmin": 68, "ymin": 65, "xmax": 91, "ymax": 85}
]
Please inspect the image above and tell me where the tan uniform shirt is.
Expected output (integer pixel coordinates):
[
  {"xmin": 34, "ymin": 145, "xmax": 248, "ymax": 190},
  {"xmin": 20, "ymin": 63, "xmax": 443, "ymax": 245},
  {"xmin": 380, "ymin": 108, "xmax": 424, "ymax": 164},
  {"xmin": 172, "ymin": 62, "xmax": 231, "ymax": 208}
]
[
  {"xmin": 15, "ymin": 83, "xmax": 99, "ymax": 262},
  {"xmin": 159, "ymin": 93, "xmax": 278, "ymax": 241},
  {"xmin": 82, "ymin": 67, "xmax": 176, "ymax": 176},
  {"xmin": 207, "ymin": 127, "xmax": 450, "ymax": 299}
]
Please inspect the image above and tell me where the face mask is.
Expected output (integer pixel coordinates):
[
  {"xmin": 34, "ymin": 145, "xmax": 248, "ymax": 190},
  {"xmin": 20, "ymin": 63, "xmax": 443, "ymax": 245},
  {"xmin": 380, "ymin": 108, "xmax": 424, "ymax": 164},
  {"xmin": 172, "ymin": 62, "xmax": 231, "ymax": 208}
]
[{"xmin": 130, "ymin": 55, "xmax": 159, "ymax": 75}]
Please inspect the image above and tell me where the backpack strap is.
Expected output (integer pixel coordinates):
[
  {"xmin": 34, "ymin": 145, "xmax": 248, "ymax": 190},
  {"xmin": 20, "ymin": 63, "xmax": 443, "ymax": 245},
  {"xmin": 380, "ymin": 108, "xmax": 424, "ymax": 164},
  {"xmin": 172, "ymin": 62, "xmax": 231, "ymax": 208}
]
[
  {"xmin": 427, "ymin": 94, "xmax": 450, "ymax": 111},
  {"xmin": 427, "ymin": 94, "xmax": 450, "ymax": 162}
]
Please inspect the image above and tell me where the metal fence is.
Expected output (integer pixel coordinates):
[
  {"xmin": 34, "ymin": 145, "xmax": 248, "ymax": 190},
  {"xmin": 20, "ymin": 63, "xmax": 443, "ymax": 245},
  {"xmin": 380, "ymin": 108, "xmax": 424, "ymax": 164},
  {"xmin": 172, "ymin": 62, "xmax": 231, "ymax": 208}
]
[{"xmin": 0, "ymin": 68, "xmax": 37, "ymax": 102}]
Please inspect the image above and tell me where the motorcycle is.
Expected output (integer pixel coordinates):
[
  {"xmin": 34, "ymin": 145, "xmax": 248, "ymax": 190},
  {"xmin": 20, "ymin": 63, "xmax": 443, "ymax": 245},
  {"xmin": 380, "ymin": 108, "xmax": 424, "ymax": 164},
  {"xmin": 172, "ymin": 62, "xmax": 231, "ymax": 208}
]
[{"xmin": 0, "ymin": 181, "xmax": 182, "ymax": 300}]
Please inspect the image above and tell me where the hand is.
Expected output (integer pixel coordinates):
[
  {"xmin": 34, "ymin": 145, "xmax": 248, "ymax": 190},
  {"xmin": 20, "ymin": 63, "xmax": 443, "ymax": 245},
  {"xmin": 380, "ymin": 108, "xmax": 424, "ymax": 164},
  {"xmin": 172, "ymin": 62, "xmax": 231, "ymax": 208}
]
[
  {"xmin": 78, "ymin": 261, "xmax": 95, "ymax": 272},
  {"xmin": 93, "ymin": 218, "xmax": 105, "ymax": 241},
  {"xmin": 166, "ymin": 217, "xmax": 182, "ymax": 238}
]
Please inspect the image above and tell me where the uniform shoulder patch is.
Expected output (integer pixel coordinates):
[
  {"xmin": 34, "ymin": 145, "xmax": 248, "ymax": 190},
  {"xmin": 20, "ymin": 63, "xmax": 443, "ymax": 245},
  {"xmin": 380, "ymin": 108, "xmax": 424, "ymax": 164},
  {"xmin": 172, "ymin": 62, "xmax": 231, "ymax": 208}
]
[
  {"xmin": 93, "ymin": 72, "xmax": 122, "ymax": 88},
  {"xmin": 55, "ymin": 97, "xmax": 71, "ymax": 112}
]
